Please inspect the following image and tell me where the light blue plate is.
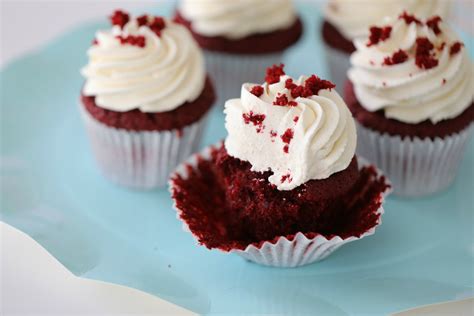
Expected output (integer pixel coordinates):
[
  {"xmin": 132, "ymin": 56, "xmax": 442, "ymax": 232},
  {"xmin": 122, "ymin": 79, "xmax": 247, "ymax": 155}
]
[{"xmin": 1, "ymin": 3, "xmax": 473, "ymax": 315}]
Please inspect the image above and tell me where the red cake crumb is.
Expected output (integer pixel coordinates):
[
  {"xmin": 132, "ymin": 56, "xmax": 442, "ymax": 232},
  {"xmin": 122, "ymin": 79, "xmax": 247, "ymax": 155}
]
[
  {"xmin": 171, "ymin": 145, "xmax": 389, "ymax": 251},
  {"xmin": 242, "ymin": 111, "xmax": 266, "ymax": 133},
  {"xmin": 250, "ymin": 86, "xmax": 264, "ymax": 97},
  {"xmin": 174, "ymin": 12, "xmax": 303, "ymax": 54},
  {"xmin": 92, "ymin": 38, "xmax": 98, "ymax": 45},
  {"xmin": 136, "ymin": 15, "xmax": 148, "ymax": 27},
  {"xmin": 415, "ymin": 37, "xmax": 438, "ymax": 69},
  {"xmin": 426, "ymin": 16, "xmax": 442, "ymax": 35},
  {"xmin": 281, "ymin": 128, "xmax": 294, "ymax": 144},
  {"xmin": 285, "ymin": 78, "xmax": 296, "ymax": 90},
  {"xmin": 266, "ymin": 64, "xmax": 286, "ymax": 84},
  {"xmin": 81, "ymin": 77, "xmax": 215, "ymax": 131},
  {"xmin": 281, "ymin": 173, "xmax": 292, "ymax": 183},
  {"xmin": 273, "ymin": 94, "xmax": 289, "ymax": 106},
  {"xmin": 149, "ymin": 17, "xmax": 166, "ymax": 36},
  {"xmin": 290, "ymin": 85, "xmax": 304, "ymax": 98},
  {"xmin": 450, "ymin": 42, "xmax": 464, "ymax": 56},
  {"xmin": 288, "ymin": 101, "xmax": 298, "ymax": 107},
  {"xmin": 399, "ymin": 11, "xmax": 422, "ymax": 25},
  {"xmin": 345, "ymin": 80, "xmax": 474, "ymax": 139},
  {"xmin": 383, "ymin": 49, "xmax": 408, "ymax": 66},
  {"xmin": 366, "ymin": 26, "xmax": 392, "ymax": 47},
  {"xmin": 270, "ymin": 130, "xmax": 277, "ymax": 138},
  {"xmin": 304, "ymin": 75, "xmax": 336, "ymax": 96},
  {"xmin": 283, "ymin": 145, "xmax": 289, "ymax": 153},
  {"xmin": 293, "ymin": 116, "xmax": 299, "ymax": 123},
  {"xmin": 110, "ymin": 10, "xmax": 130, "ymax": 29},
  {"xmin": 116, "ymin": 35, "xmax": 146, "ymax": 48}
]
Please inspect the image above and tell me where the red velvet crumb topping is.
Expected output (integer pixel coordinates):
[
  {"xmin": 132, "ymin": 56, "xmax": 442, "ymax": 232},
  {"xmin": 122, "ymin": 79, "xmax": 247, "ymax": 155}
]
[
  {"xmin": 270, "ymin": 130, "xmax": 277, "ymax": 137},
  {"xmin": 281, "ymin": 128, "xmax": 294, "ymax": 144},
  {"xmin": 116, "ymin": 35, "xmax": 146, "ymax": 48},
  {"xmin": 265, "ymin": 64, "xmax": 285, "ymax": 84},
  {"xmin": 383, "ymin": 49, "xmax": 408, "ymax": 66},
  {"xmin": 398, "ymin": 11, "xmax": 422, "ymax": 25},
  {"xmin": 367, "ymin": 26, "xmax": 392, "ymax": 47},
  {"xmin": 285, "ymin": 78, "xmax": 296, "ymax": 90},
  {"xmin": 110, "ymin": 10, "xmax": 130, "ymax": 29},
  {"xmin": 92, "ymin": 38, "xmax": 98, "ymax": 45},
  {"xmin": 303, "ymin": 75, "xmax": 336, "ymax": 96},
  {"xmin": 438, "ymin": 42, "xmax": 446, "ymax": 51},
  {"xmin": 243, "ymin": 111, "xmax": 266, "ymax": 133},
  {"xmin": 288, "ymin": 101, "xmax": 298, "ymax": 107},
  {"xmin": 250, "ymin": 85, "xmax": 264, "ymax": 97},
  {"xmin": 281, "ymin": 173, "xmax": 293, "ymax": 183},
  {"xmin": 149, "ymin": 17, "xmax": 166, "ymax": 37},
  {"xmin": 273, "ymin": 94, "xmax": 289, "ymax": 106},
  {"xmin": 415, "ymin": 37, "xmax": 438, "ymax": 69},
  {"xmin": 293, "ymin": 116, "xmax": 299, "ymax": 123},
  {"xmin": 450, "ymin": 41, "xmax": 464, "ymax": 56},
  {"xmin": 136, "ymin": 15, "xmax": 148, "ymax": 27},
  {"xmin": 426, "ymin": 16, "xmax": 442, "ymax": 35}
]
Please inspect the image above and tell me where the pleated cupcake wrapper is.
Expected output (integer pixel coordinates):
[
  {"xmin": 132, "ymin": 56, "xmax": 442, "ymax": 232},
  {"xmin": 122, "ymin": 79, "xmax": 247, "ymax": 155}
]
[
  {"xmin": 204, "ymin": 51, "xmax": 284, "ymax": 107},
  {"xmin": 170, "ymin": 143, "xmax": 387, "ymax": 268},
  {"xmin": 322, "ymin": 43, "xmax": 351, "ymax": 94},
  {"xmin": 80, "ymin": 105, "xmax": 208, "ymax": 189},
  {"xmin": 356, "ymin": 123, "xmax": 473, "ymax": 197}
]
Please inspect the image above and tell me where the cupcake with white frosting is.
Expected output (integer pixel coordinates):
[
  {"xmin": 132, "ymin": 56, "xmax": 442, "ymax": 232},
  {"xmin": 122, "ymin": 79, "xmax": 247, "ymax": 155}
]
[
  {"xmin": 322, "ymin": 0, "xmax": 450, "ymax": 92},
  {"xmin": 80, "ymin": 10, "xmax": 215, "ymax": 189},
  {"xmin": 170, "ymin": 65, "xmax": 390, "ymax": 267},
  {"xmin": 174, "ymin": 0, "xmax": 303, "ymax": 106},
  {"xmin": 346, "ymin": 12, "xmax": 473, "ymax": 196}
]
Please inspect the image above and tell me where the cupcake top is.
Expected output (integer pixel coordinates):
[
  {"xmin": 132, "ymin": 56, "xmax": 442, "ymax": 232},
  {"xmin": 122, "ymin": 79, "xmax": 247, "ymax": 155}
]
[
  {"xmin": 224, "ymin": 65, "xmax": 356, "ymax": 190},
  {"xmin": 81, "ymin": 10, "xmax": 205, "ymax": 113},
  {"xmin": 324, "ymin": 0, "xmax": 449, "ymax": 40},
  {"xmin": 348, "ymin": 12, "xmax": 473, "ymax": 124},
  {"xmin": 178, "ymin": 0, "xmax": 297, "ymax": 39}
]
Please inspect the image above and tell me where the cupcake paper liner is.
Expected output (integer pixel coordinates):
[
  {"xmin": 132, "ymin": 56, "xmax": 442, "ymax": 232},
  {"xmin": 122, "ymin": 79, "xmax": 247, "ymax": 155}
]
[
  {"xmin": 356, "ymin": 123, "xmax": 473, "ymax": 197},
  {"xmin": 80, "ymin": 105, "xmax": 208, "ymax": 189},
  {"xmin": 322, "ymin": 43, "xmax": 351, "ymax": 94},
  {"xmin": 170, "ymin": 143, "xmax": 388, "ymax": 268},
  {"xmin": 204, "ymin": 51, "xmax": 283, "ymax": 106}
]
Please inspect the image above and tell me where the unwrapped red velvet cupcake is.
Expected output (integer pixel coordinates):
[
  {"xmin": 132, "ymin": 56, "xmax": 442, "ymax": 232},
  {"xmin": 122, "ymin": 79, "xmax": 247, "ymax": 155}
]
[
  {"xmin": 346, "ymin": 13, "xmax": 473, "ymax": 196},
  {"xmin": 174, "ymin": 0, "xmax": 303, "ymax": 106},
  {"xmin": 80, "ymin": 10, "xmax": 215, "ymax": 189},
  {"xmin": 322, "ymin": 0, "xmax": 450, "ymax": 91},
  {"xmin": 171, "ymin": 65, "xmax": 390, "ymax": 267}
]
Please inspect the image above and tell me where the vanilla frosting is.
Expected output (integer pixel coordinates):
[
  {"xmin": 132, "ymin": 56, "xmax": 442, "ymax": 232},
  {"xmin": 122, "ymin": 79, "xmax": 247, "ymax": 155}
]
[
  {"xmin": 224, "ymin": 74, "xmax": 357, "ymax": 190},
  {"xmin": 179, "ymin": 0, "xmax": 297, "ymax": 40},
  {"xmin": 348, "ymin": 15, "xmax": 473, "ymax": 124},
  {"xmin": 324, "ymin": 0, "xmax": 450, "ymax": 40},
  {"xmin": 81, "ymin": 15, "xmax": 205, "ymax": 113}
]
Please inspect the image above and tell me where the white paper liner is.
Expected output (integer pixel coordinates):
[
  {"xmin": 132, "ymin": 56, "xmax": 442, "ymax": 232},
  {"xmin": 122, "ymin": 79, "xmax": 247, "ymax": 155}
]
[
  {"xmin": 80, "ymin": 105, "xmax": 208, "ymax": 189},
  {"xmin": 170, "ymin": 143, "xmax": 388, "ymax": 268},
  {"xmin": 322, "ymin": 43, "xmax": 351, "ymax": 94},
  {"xmin": 204, "ymin": 51, "xmax": 283, "ymax": 107},
  {"xmin": 356, "ymin": 123, "xmax": 473, "ymax": 197}
]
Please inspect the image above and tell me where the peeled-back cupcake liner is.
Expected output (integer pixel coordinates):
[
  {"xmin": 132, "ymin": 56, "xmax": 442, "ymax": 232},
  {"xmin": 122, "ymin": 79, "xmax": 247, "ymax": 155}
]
[
  {"xmin": 170, "ymin": 143, "xmax": 388, "ymax": 268},
  {"xmin": 322, "ymin": 43, "xmax": 351, "ymax": 94},
  {"xmin": 80, "ymin": 105, "xmax": 208, "ymax": 189},
  {"xmin": 204, "ymin": 51, "xmax": 283, "ymax": 107},
  {"xmin": 356, "ymin": 123, "xmax": 473, "ymax": 197}
]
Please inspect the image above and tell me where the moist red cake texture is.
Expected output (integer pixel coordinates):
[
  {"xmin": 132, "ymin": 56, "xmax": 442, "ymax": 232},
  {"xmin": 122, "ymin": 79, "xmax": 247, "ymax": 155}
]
[
  {"xmin": 174, "ymin": 12, "xmax": 303, "ymax": 54},
  {"xmin": 171, "ymin": 144, "xmax": 389, "ymax": 251},
  {"xmin": 345, "ymin": 81, "xmax": 474, "ymax": 139},
  {"xmin": 321, "ymin": 20, "xmax": 355, "ymax": 54},
  {"xmin": 81, "ymin": 77, "xmax": 215, "ymax": 131}
]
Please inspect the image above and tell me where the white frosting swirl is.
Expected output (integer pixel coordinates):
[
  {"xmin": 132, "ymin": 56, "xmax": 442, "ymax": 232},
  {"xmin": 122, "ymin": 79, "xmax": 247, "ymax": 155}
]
[
  {"xmin": 324, "ymin": 0, "xmax": 450, "ymax": 40},
  {"xmin": 348, "ymin": 16, "xmax": 473, "ymax": 124},
  {"xmin": 81, "ymin": 16, "xmax": 205, "ymax": 113},
  {"xmin": 224, "ymin": 75, "xmax": 357, "ymax": 190},
  {"xmin": 179, "ymin": 0, "xmax": 297, "ymax": 39}
]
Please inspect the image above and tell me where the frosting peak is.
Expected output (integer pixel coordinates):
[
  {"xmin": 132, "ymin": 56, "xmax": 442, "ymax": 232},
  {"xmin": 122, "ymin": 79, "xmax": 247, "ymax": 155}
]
[
  {"xmin": 324, "ymin": 0, "xmax": 450, "ymax": 40},
  {"xmin": 178, "ymin": 0, "xmax": 297, "ymax": 39},
  {"xmin": 348, "ymin": 14, "xmax": 473, "ymax": 124},
  {"xmin": 224, "ymin": 65, "xmax": 357, "ymax": 190},
  {"xmin": 81, "ymin": 11, "xmax": 205, "ymax": 113}
]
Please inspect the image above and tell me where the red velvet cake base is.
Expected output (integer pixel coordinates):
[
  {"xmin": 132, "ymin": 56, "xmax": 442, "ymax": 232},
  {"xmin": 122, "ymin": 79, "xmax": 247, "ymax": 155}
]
[
  {"xmin": 345, "ymin": 80, "xmax": 474, "ymax": 139},
  {"xmin": 81, "ymin": 77, "xmax": 215, "ymax": 132},
  {"xmin": 171, "ymin": 144, "xmax": 389, "ymax": 251},
  {"xmin": 321, "ymin": 20, "xmax": 355, "ymax": 54},
  {"xmin": 174, "ymin": 12, "xmax": 303, "ymax": 54}
]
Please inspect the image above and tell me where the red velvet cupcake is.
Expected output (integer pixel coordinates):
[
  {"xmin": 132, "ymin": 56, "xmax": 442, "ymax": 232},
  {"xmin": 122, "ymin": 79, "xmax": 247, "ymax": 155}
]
[
  {"xmin": 322, "ymin": 0, "xmax": 450, "ymax": 92},
  {"xmin": 80, "ymin": 11, "xmax": 215, "ymax": 189},
  {"xmin": 346, "ymin": 13, "xmax": 473, "ymax": 196},
  {"xmin": 174, "ymin": 0, "xmax": 303, "ymax": 106},
  {"xmin": 170, "ymin": 65, "xmax": 390, "ymax": 267}
]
